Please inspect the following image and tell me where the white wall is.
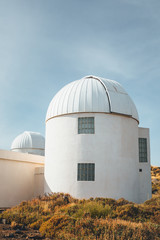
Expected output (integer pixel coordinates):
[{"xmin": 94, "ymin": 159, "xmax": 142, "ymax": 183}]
[
  {"xmin": 138, "ymin": 127, "xmax": 152, "ymax": 203},
  {"xmin": 0, "ymin": 150, "xmax": 44, "ymax": 208},
  {"xmin": 45, "ymin": 113, "xmax": 141, "ymax": 203}
]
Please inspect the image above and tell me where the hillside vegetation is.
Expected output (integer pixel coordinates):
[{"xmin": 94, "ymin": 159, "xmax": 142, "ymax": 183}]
[
  {"xmin": 151, "ymin": 166, "xmax": 160, "ymax": 195},
  {"xmin": 0, "ymin": 166, "xmax": 160, "ymax": 239}
]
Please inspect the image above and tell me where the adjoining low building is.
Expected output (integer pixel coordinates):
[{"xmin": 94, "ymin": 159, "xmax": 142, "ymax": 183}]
[
  {"xmin": 0, "ymin": 149, "xmax": 44, "ymax": 208},
  {"xmin": 45, "ymin": 75, "xmax": 152, "ymax": 203},
  {"xmin": 0, "ymin": 131, "xmax": 45, "ymax": 208}
]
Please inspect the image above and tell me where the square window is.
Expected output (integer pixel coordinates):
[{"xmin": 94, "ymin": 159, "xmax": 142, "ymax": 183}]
[
  {"xmin": 77, "ymin": 163, "xmax": 95, "ymax": 181},
  {"xmin": 78, "ymin": 117, "xmax": 94, "ymax": 134}
]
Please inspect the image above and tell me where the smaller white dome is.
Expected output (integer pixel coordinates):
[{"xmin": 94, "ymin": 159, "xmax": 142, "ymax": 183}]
[{"xmin": 11, "ymin": 131, "xmax": 45, "ymax": 156}]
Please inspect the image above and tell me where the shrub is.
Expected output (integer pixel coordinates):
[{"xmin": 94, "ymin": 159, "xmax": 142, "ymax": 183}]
[
  {"xmin": 65, "ymin": 201, "xmax": 112, "ymax": 219},
  {"xmin": 83, "ymin": 202, "xmax": 112, "ymax": 218},
  {"xmin": 0, "ymin": 186, "xmax": 160, "ymax": 239},
  {"xmin": 39, "ymin": 215, "xmax": 160, "ymax": 239},
  {"xmin": 116, "ymin": 204, "xmax": 155, "ymax": 222},
  {"xmin": 39, "ymin": 215, "xmax": 75, "ymax": 238},
  {"xmin": 29, "ymin": 216, "xmax": 50, "ymax": 230}
]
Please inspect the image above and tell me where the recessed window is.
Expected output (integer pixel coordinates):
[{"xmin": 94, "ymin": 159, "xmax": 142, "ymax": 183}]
[
  {"xmin": 77, "ymin": 163, "xmax": 95, "ymax": 181},
  {"xmin": 78, "ymin": 117, "xmax": 94, "ymax": 134},
  {"xmin": 139, "ymin": 138, "xmax": 147, "ymax": 162}
]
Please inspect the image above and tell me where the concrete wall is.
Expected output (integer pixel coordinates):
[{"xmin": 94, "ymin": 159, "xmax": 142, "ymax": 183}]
[
  {"xmin": 138, "ymin": 127, "xmax": 152, "ymax": 203},
  {"xmin": 34, "ymin": 167, "xmax": 44, "ymax": 197},
  {"xmin": 0, "ymin": 150, "xmax": 44, "ymax": 208},
  {"xmin": 45, "ymin": 113, "xmax": 141, "ymax": 203}
]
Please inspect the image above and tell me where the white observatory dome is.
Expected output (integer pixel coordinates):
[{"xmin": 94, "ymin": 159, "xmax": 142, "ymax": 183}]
[
  {"xmin": 11, "ymin": 131, "xmax": 45, "ymax": 156},
  {"xmin": 46, "ymin": 75, "xmax": 139, "ymax": 122},
  {"xmin": 45, "ymin": 75, "xmax": 142, "ymax": 202}
]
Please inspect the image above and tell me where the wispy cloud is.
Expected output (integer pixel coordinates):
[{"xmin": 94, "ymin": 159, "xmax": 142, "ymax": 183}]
[{"xmin": 0, "ymin": 0, "xmax": 159, "ymax": 165}]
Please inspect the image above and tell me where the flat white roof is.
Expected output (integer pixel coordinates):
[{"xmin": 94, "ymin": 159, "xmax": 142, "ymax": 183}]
[{"xmin": 0, "ymin": 149, "xmax": 44, "ymax": 165}]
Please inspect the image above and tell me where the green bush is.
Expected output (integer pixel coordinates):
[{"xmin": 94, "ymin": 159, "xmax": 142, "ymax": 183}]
[
  {"xmin": 83, "ymin": 201, "xmax": 112, "ymax": 218},
  {"xmin": 66, "ymin": 201, "xmax": 112, "ymax": 219}
]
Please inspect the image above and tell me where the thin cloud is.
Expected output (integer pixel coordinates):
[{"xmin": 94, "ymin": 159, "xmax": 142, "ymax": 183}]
[{"xmin": 0, "ymin": 0, "xmax": 159, "ymax": 166}]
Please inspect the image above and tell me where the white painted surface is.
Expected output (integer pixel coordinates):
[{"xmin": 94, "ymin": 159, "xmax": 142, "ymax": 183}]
[
  {"xmin": 11, "ymin": 131, "xmax": 45, "ymax": 156},
  {"xmin": 138, "ymin": 127, "xmax": 152, "ymax": 203},
  {"xmin": 0, "ymin": 150, "xmax": 44, "ymax": 207},
  {"xmin": 45, "ymin": 113, "xmax": 141, "ymax": 203},
  {"xmin": 46, "ymin": 76, "xmax": 139, "ymax": 122}
]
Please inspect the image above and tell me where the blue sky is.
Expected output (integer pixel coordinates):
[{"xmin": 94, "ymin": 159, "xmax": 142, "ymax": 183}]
[{"xmin": 0, "ymin": 0, "xmax": 159, "ymax": 166}]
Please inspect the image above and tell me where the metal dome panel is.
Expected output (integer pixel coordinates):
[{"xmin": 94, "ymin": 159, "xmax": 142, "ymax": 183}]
[
  {"xmin": 46, "ymin": 76, "xmax": 139, "ymax": 122},
  {"xmin": 11, "ymin": 131, "xmax": 45, "ymax": 151}
]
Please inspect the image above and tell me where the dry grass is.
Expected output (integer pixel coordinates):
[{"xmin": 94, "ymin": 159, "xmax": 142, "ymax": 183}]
[
  {"xmin": 151, "ymin": 166, "xmax": 160, "ymax": 195},
  {"xmin": 0, "ymin": 166, "xmax": 160, "ymax": 239}
]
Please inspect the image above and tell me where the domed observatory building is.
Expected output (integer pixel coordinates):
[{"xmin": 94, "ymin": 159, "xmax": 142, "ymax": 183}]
[
  {"xmin": 11, "ymin": 131, "xmax": 45, "ymax": 156},
  {"xmin": 45, "ymin": 76, "xmax": 151, "ymax": 203}
]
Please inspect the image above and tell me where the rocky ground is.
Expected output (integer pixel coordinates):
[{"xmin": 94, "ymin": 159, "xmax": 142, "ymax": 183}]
[{"xmin": 0, "ymin": 223, "xmax": 47, "ymax": 240}]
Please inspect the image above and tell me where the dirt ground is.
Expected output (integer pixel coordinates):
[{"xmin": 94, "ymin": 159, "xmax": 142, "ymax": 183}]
[{"xmin": 0, "ymin": 223, "xmax": 49, "ymax": 240}]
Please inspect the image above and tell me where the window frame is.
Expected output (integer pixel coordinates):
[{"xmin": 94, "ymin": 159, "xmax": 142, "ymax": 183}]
[
  {"xmin": 139, "ymin": 138, "xmax": 148, "ymax": 163},
  {"xmin": 78, "ymin": 117, "xmax": 95, "ymax": 134},
  {"xmin": 77, "ymin": 163, "xmax": 95, "ymax": 181}
]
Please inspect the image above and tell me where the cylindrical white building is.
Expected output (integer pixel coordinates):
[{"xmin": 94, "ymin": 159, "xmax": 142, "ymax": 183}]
[
  {"xmin": 45, "ymin": 76, "xmax": 141, "ymax": 202},
  {"xmin": 11, "ymin": 131, "xmax": 45, "ymax": 156}
]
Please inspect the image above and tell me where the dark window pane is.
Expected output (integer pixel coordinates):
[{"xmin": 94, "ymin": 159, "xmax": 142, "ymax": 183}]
[
  {"xmin": 77, "ymin": 163, "xmax": 95, "ymax": 181},
  {"xmin": 139, "ymin": 138, "xmax": 147, "ymax": 162},
  {"xmin": 78, "ymin": 117, "xmax": 94, "ymax": 134}
]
